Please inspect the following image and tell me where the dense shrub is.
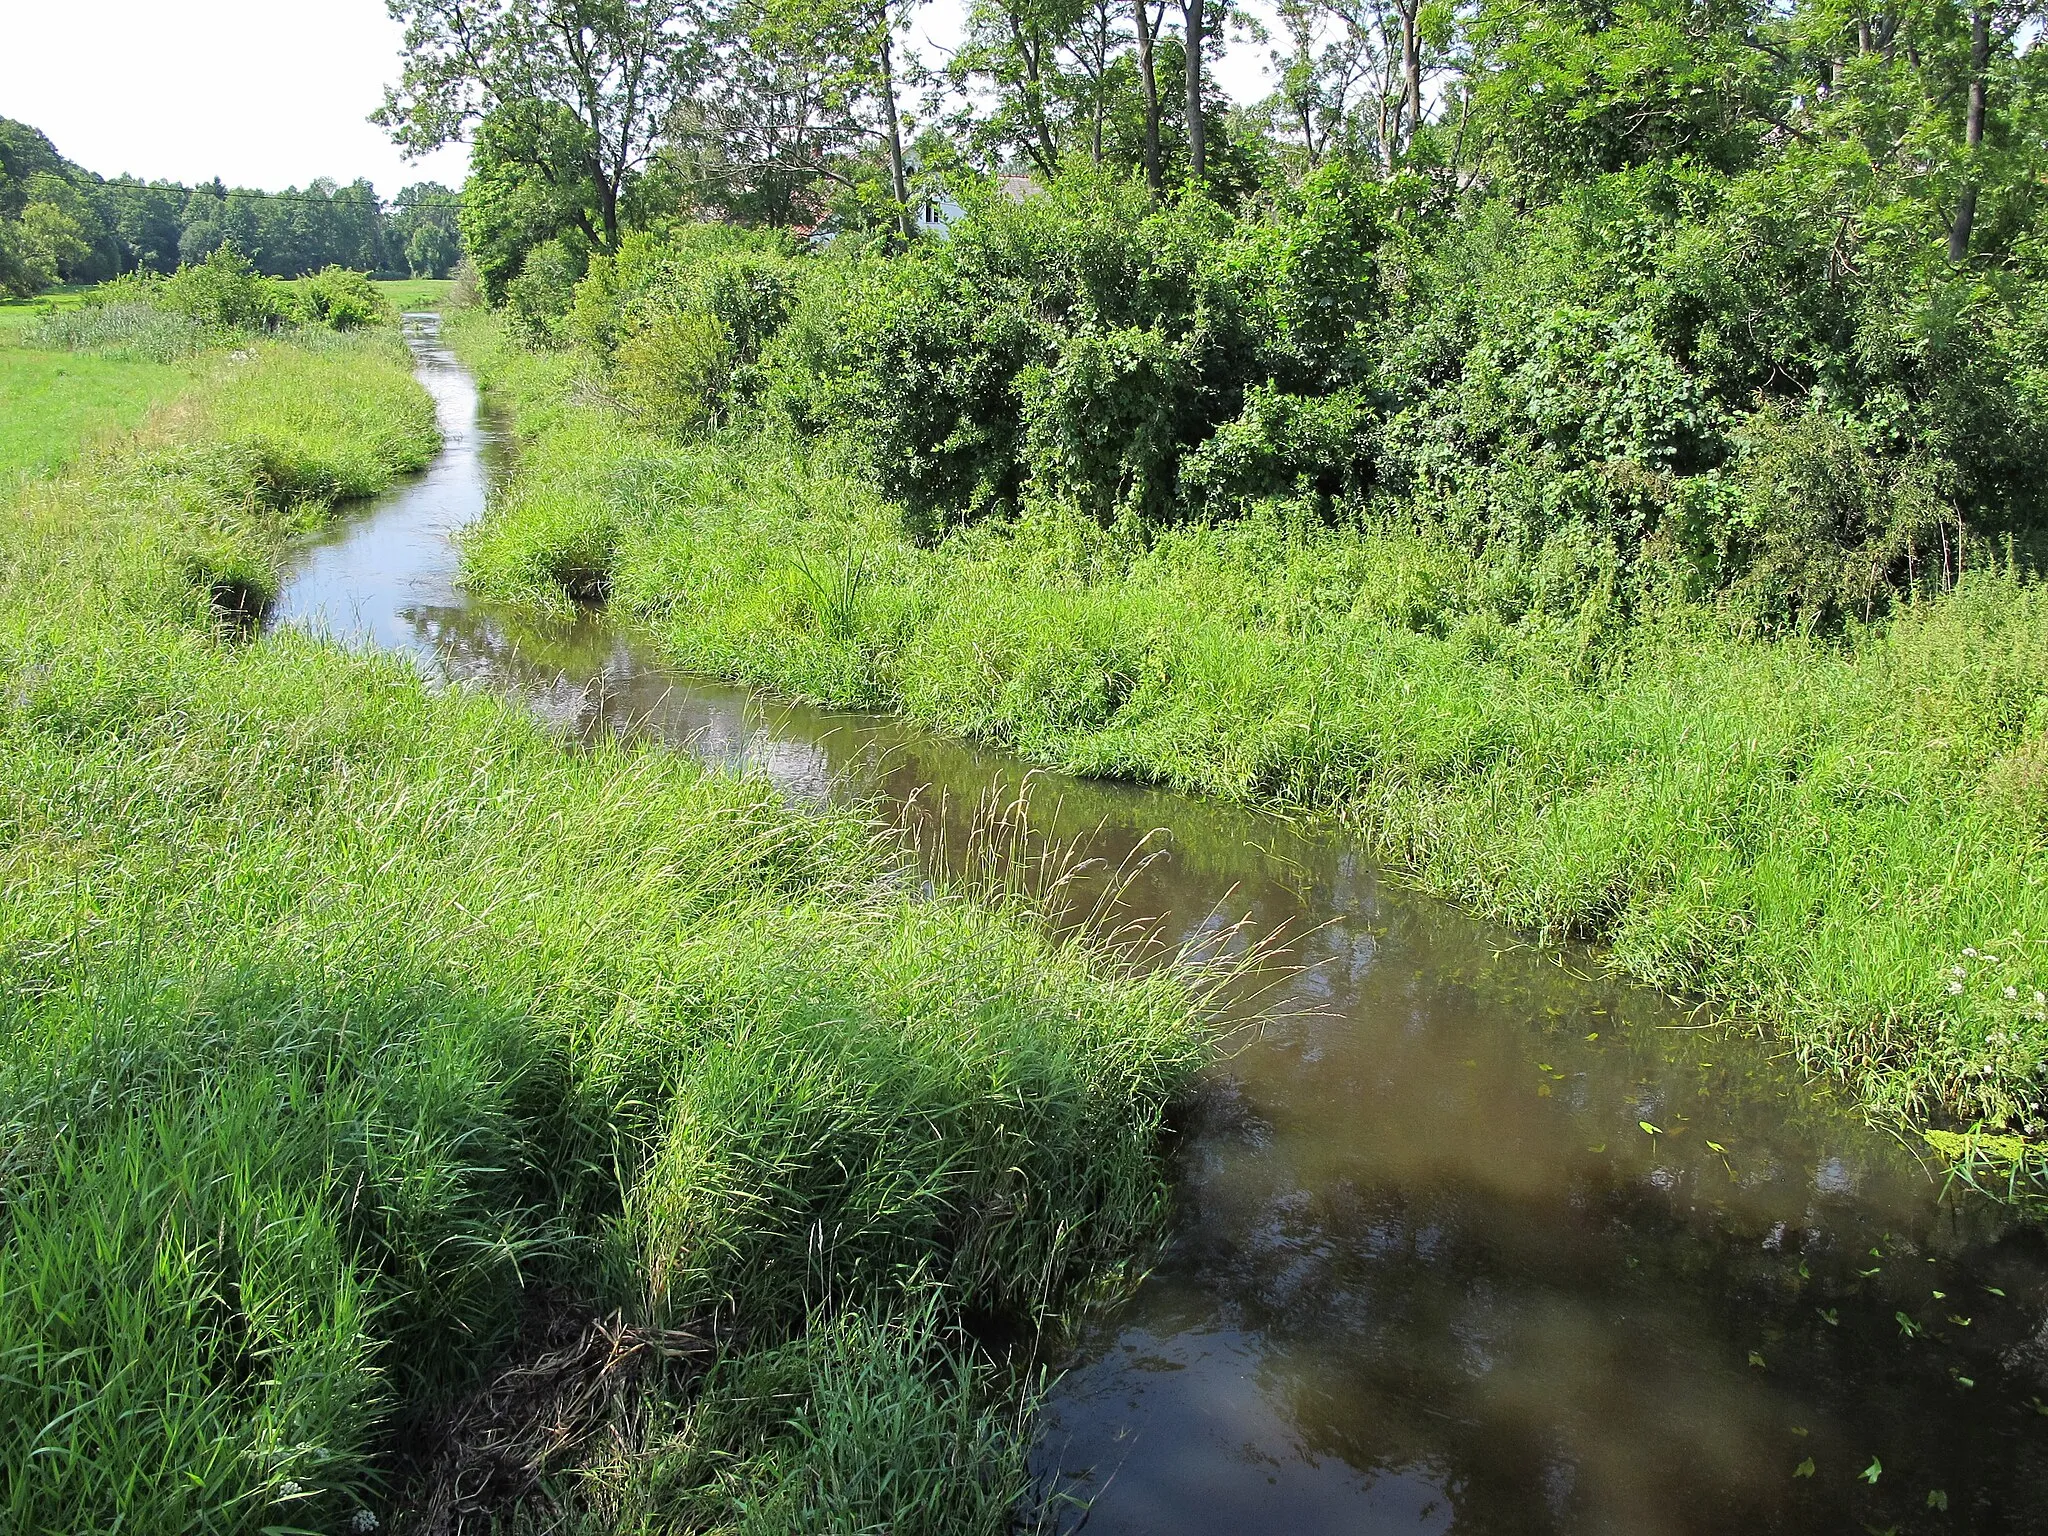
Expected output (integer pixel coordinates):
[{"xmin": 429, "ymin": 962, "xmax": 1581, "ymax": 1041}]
[{"xmin": 527, "ymin": 148, "xmax": 2048, "ymax": 631}]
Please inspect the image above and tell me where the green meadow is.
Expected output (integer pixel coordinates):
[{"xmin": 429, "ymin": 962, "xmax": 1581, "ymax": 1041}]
[{"xmin": 0, "ymin": 288, "xmax": 192, "ymax": 481}]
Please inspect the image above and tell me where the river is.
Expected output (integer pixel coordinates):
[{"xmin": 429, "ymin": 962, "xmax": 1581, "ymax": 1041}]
[{"xmin": 269, "ymin": 316, "xmax": 2048, "ymax": 1535}]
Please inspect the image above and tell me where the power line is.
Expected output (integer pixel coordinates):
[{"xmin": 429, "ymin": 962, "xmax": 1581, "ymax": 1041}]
[{"xmin": 92, "ymin": 183, "xmax": 464, "ymax": 210}]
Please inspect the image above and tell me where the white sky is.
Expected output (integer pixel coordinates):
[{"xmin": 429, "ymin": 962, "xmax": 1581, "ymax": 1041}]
[{"xmin": 0, "ymin": 0, "xmax": 1277, "ymax": 198}]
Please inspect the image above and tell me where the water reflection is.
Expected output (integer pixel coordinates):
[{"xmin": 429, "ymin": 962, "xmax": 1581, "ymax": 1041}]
[{"xmin": 272, "ymin": 317, "xmax": 2048, "ymax": 1536}]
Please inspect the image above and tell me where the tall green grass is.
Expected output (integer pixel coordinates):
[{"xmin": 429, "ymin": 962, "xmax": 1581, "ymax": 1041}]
[
  {"xmin": 455, "ymin": 309, "xmax": 2048, "ymax": 1156},
  {"xmin": 0, "ymin": 324, "xmax": 1206, "ymax": 1530}
]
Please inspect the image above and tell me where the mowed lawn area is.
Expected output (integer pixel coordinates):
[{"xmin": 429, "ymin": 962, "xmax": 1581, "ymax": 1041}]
[{"xmin": 1, "ymin": 292, "xmax": 191, "ymax": 484}]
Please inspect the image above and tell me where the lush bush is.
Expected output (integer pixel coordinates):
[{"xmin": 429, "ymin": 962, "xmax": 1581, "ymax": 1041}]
[
  {"xmin": 156, "ymin": 241, "xmax": 297, "ymax": 330},
  {"xmin": 466, "ymin": 152, "xmax": 2046, "ymax": 631},
  {"xmin": 293, "ymin": 264, "xmax": 393, "ymax": 330}
]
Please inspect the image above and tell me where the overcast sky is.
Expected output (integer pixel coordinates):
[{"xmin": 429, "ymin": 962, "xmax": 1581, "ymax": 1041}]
[{"xmin": 1, "ymin": 1, "xmax": 1276, "ymax": 197}]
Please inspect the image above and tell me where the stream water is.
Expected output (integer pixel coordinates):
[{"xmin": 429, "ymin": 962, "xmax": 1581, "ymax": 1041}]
[{"xmin": 270, "ymin": 318, "xmax": 2048, "ymax": 1534}]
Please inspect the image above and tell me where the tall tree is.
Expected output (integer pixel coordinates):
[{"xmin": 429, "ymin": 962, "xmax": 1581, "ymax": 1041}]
[{"xmin": 378, "ymin": 0, "xmax": 705, "ymax": 250}]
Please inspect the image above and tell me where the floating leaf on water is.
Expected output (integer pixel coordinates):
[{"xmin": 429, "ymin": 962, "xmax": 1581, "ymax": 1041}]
[
  {"xmin": 2030, "ymin": 1397, "xmax": 2048, "ymax": 1417},
  {"xmin": 1707, "ymin": 1141, "xmax": 1727, "ymax": 1153},
  {"xmin": 1984, "ymin": 1286, "xmax": 2006, "ymax": 1297},
  {"xmin": 1818, "ymin": 1307, "xmax": 1840, "ymax": 1326},
  {"xmin": 1928, "ymin": 1490, "xmax": 1949, "ymax": 1512},
  {"xmin": 1793, "ymin": 1458, "xmax": 1816, "ymax": 1479},
  {"xmin": 1585, "ymin": 1031, "xmax": 1599, "ymax": 1041},
  {"xmin": 1896, "ymin": 1311, "xmax": 1923, "ymax": 1338},
  {"xmin": 1954, "ymin": 1375, "xmax": 1974, "ymax": 1389},
  {"xmin": 1931, "ymin": 1289, "xmax": 1945, "ymax": 1299},
  {"xmin": 1640, "ymin": 1121, "xmax": 1662, "ymax": 1136},
  {"xmin": 1859, "ymin": 1267, "xmax": 1882, "ymax": 1277},
  {"xmin": 1861, "ymin": 1457, "xmax": 1882, "ymax": 1484},
  {"xmin": 1589, "ymin": 1143, "xmax": 1606, "ymax": 1153},
  {"xmin": 1537, "ymin": 1063, "xmax": 1554, "ymax": 1072},
  {"xmin": 1948, "ymin": 1315, "xmax": 1972, "ymax": 1327},
  {"xmin": 1537, "ymin": 1084, "xmax": 1553, "ymax": 1097},
  {"xmin": 1789, "ymin": 1425, "xmax": 1808, "ymax": 1436},
  {"xmin": 1748, "ymin": 1351, "xmax": 1767, "ymax": 1368}
]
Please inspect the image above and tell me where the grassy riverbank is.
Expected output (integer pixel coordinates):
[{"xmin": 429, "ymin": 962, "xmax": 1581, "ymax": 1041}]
[
  {"xmin": 454, "ymin": 307, "xmax": 2048, "ymax": 1172},
  {"xmin": 0, "ymin": 323, "xmax": 1205, "ymax": 1531}
]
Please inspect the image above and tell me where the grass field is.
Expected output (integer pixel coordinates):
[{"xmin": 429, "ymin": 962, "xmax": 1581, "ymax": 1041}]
[
  {"xmin": 375, "ymin": 276, "xmax": 457, "ymax": 312},
  {"xmin": 0, "ymin": 285, "xmax": 91, "ymax": 332},
  {"xmin": 452, "ymin": 307, "xmax": 2048, "ymax": 1184},
  {"xmin": 0, "ymin": 319, "xmax": 1206, "ymax": 1530},
  {"xmin": 0, "ymin": 345, "xmax": 191, "ymax": 484}
]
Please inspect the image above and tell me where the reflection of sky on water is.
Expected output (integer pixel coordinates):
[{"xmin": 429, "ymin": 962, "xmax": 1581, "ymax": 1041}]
[{"xmin": 271, "ymin": 320, "xmax": 2048, "ymax": 1536}]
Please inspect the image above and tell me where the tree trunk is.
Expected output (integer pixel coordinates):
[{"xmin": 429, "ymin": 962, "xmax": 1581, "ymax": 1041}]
[
  {"xmin": 1182, "ymin": 0, "xmax": 1206, "ymax": 182},
  {"xmin": 878, "ymin": 15, "xmax": 914, "ymax": 242},
  {"xmin": 1135, "ymin": 0, "xmax": 1162, "ymax": 190},
  {"xmin": 1398, "ymin": 0, "xmax": 1421, "ymax": 163},
  {"xmin": 1948, "ymin": 6, "xmax": 1989, "ymax": 263}
]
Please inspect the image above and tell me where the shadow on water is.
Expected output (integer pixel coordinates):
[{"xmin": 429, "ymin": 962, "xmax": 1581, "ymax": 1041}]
[{"xmin": 270, "ymin": 317, "xmax": 2048, "ymax": 1536}]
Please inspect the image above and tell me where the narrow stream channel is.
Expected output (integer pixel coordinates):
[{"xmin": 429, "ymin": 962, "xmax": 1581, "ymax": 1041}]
[{"xmin": 270, "ymin": 318, "xmax": 2048, "ymax": 1534}]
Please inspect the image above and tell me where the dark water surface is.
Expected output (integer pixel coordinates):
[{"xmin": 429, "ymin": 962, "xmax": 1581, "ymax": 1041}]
[{"xmin": 272, "ymin": 319, "xmax": 2048, "ymax": 1535}]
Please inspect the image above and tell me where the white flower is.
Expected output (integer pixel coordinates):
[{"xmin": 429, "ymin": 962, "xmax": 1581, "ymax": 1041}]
[
  {"xmin": 1965, "ymin": 948, "xmax": 1980, "ymax": 958},
  {"xmin": 352, "ymin": 1513, "xmax": 380, "ymax": 1534},
  {"xmin": 1952, "ymin": 965, "xmax": 1968, "ymax": 978},
  {"xmin": 2005, "ymin": 987, "xmax": 2019, "ymax": 1000},
  {"xmin": 1948, "ymin": 980, "xmax": 1965, "ymax": 995},
  {"xmin": 278, "ymin": 1482, "xmax": 302, "ymax": 1499}
]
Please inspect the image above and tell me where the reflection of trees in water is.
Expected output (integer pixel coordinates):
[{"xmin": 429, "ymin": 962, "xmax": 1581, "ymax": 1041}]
[{"xmin": 1083, "ymin": 1093, "xmax": 2048, "ymax": 1535}]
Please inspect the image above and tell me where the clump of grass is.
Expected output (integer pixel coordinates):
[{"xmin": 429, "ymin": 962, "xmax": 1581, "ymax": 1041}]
[
  {"xmin": 454, "ymin": 308, "xmax": 2048, "ymax": 1152},
  {"xmin": 572, "ymin": 1299, "xmax": 1036, "ymax": 1536},
  {"xmin": 0, "ymin": 325, "xmax": 1206, "ymax": 1530},
  {"xmin": 20, "ymin": 299, "xmax": 213, "ymax": 362}
]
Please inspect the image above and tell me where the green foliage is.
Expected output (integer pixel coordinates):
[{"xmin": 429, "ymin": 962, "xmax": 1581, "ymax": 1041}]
[
  {"xmin": 505, "ymin": 235, "xmax": 588, "ymax": 346},
  {"xmin": 158, "ymin": 241, "xmax": 294, "ymax": 330},
  {"xmin": 294, "ymin": 265, "xmax": 394, "ymax": 331}
]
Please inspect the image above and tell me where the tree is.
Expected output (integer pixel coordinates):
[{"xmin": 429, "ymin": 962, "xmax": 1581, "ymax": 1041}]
[
  {"xmin": 17, "ymin": 200, "xmax": 92, "ymax": 283},
  {"xmin": 678, "ymin": 0, "xmax": 926, "ymax": 235},
  {"xmin": 378, "ymin": 0, "xmax": 706, "ymax": 250}
]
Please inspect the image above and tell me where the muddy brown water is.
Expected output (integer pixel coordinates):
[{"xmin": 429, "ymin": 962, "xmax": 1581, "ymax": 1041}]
[{"xmin": 270, "ymin": 317, "xmax": 2048, "ymax": 1534}]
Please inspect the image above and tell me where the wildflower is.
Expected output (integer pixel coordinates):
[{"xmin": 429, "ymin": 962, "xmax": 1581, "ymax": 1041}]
[
  {"xmin": 352, "ymin": 1513, "xmax": 380, "ymax": 1534},
  {"xmin": 2006, "ymin": 986, "xmax": 2020, "ymax": 1000},
  {"xmin": 1948, "ymin": 980, "xmax": 1965, "ymax": 995},
  {"xmin": 1953, "ymin": 965, "xmax": 1968, "ymax": 978},
  {"xmin": 279, "ymin": 1482, "xmax": 303, "ymax": 1499},
  {"xmin": 1965, "ymin": 948, "xmax": 1980, "ymax": 958}
]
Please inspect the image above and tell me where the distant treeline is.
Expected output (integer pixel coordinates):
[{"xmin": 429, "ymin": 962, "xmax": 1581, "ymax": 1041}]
[{"xmin": 0, "ymin": 118, "xmax": 461, "ymax": 296}]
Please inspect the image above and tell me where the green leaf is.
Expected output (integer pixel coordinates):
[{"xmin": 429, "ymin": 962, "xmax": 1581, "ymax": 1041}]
[
  {"xmin": 1927, "ymin": 1490, "xmax": 1949, "ymax": 1511},
  {"xmin": 1639, "ymin": 1120, "xmax": 1661, "ymax": 1136},
  {"xmin": 1748, "ymin": 1351, "xmax": 1766, "ymax": 1368},
  {"xmin": 1793, "ymin": 1457, "xmax": 1815, "ymax": 1479},
  {"xmin": 1861, "ymin": 1457, "xmax": 1882, "ymax": 1484}
]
